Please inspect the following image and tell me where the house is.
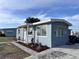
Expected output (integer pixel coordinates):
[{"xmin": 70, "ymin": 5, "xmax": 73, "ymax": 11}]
[
  {"xmin": 16, "ymin": 19, "xmax": 72, "ymax": 47},
  {"xmin": 0, "ymin": 28, "xmax": 16, "ymax": 37},
  {"xmin": 71, "ymin": 31, "xmax": 79, "ymax": 38}
]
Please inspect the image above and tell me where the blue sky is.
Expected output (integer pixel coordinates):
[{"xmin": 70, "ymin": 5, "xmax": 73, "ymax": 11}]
[{"xmin": 0, "ymin": 0, "xmax": 79, "ymax": 31}]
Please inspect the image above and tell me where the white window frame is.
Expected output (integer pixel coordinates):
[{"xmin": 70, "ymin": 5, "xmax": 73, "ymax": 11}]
[
  {"xmin": 37, "ymin": 24, "xmax": 48, "ymax": 37},
  {"xmin": 56, "ymin": 27, "xmax": 64, "ymax": 37},
  {"xmin": 28, "ymin": 27, "xmax": 33, "ymax": 36},
  {"xmin": 18, "ymin": 29, "xmax": 20, "ymax": 34}
]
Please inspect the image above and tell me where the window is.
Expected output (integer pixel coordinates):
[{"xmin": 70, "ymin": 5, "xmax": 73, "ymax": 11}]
[
  {"xmin": 18, "ymin": 29, "xmax": 20, "ymax": 34},
  {"xmin": 56, "ymin": 27, "xmax": 64, "ymax": 37},
  {"xmin": 37, "ymin": 25, "xmax": 47, "ymax": 36},
  {"xmin": 28, "ymin": 27, "xmax": 33, "ymax": 35}
]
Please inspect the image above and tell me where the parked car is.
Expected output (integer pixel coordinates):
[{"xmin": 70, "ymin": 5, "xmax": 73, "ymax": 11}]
[{"xmin": 69, "ymin": 35, "xmax": 79, "ymax": 44}]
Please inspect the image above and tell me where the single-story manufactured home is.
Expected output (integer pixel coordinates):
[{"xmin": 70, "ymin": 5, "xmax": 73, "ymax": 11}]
[
  {"xmin": 16, "ymin": 19, "xmax": 72, "ymax": 48},
  {"xmin": 0, "ymin": 28, "xmax": 16, "ymax": 37}
]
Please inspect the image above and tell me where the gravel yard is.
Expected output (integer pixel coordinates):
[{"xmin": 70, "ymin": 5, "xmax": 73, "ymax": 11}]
[
  {"xmin": 25, "ymin": 44, "xmax": 79, "ymax": 59},
  {"xmin": 52, "ymin": 44, "xmax": 79, "ymax": 59},
  {"xmin": 0, "ymin": 43, "xmax": 30, "ymax": 59},
  {"xmin": 48, "ymin": 51, "xmax": 77, "ymax": 59}
]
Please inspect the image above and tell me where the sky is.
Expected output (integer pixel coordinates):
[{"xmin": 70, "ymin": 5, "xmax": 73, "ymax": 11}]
[{"xmin": 0, "ymin": 0, "xmax": 79, "ymax": 31}]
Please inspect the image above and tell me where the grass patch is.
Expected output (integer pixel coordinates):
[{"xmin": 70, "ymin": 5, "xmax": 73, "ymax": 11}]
[{"xmin": 0, "ymin": 37, "xmax": 16, "ymax": 42}]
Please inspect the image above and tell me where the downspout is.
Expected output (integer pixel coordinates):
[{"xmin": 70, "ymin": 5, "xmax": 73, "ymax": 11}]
[
  {"xmin": 26, "ymin": 23, "xmax": 29, "ymax": 44},
  {"xmin": 23, "ymin": 28, "xmax": 24, "ymax": 41},
  {"xmin": 33, "ymin": 26, "xmax": 36, "ymax": 43}
]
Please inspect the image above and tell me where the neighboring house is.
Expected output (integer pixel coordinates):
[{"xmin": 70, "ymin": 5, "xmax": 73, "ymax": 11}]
[
  {"xmin": 16, "ymin": 19, "xmax": 72, "ymax": 47},
  {"xmin": 71, "ymin": 31, "xmax": 79, "ymax": 38},
  {"xmin": 0, "ymin": 28, "xmax": 16, "ymax": 37}
]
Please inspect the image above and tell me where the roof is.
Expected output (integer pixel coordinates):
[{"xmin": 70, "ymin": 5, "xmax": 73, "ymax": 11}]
[
  {"xmin": 17, "ymin": 25, "xmax": 27, "ymax": 28},
  {"xmin": 17, "ymin": 19, "xmax": 72, "ymax": 28},
  {"xmin": 0, "ymin": 28, "xmax": 16, "ymax": 30},
  {"xmin": 33, "ymin": 19, "xmax": 72, "ymax": 26}
]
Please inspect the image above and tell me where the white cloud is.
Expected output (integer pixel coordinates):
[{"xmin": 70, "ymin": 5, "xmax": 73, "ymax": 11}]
[
  {"xmin": 61, "ymin": 15, "xmax": 79, "ymax": 31},
  {"xmin": 0, "ymin": 0, "xmax": 79, "ymax": 29},
  {"xmin": 0, "ymin": 12, "xmax": 25, "ymax": 28},
  {"xmin": 0, "ymin": 0, "xmax": 79, "ymax": 10},
  {"xmin": 34, "ymin": 13, "xmax": 79, "ymax": 31},
  {"xmin": 33, "ymin": 13, "xmax": 50, "ymax": 20},
  {"xmin": 0, "ymin": 0, "xmax": 55, "ymax": 10},
  {"xmin": 0, "ymin": 13, "xmax": 24, "ymax": 23},
  {"xmin": 0, "ymin": 0, "xmax": 56, "ymax": 28},
  {"xmin": 33, "ymin": 12, "xmax": 53, "ymax": 20}
]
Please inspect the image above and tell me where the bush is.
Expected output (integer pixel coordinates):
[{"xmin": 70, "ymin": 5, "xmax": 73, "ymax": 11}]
[
  {"xmin": 0, "ymin": 33, "xmax": 6, "ymax": 37},
  {"xmin": 18, "ymin": 42, "xmax": 50, "ymax": 52}
]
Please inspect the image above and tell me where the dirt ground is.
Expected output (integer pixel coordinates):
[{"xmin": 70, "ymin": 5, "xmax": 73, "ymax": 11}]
[{"xmin": 0, "ymin": 43, "xmax": 30, "ymax": 59}]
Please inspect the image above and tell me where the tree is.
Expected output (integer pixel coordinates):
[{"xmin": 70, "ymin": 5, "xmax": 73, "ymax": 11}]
[{"xmin": 25, "ymin": 17, "xmax": 40, "ymax": 23}]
